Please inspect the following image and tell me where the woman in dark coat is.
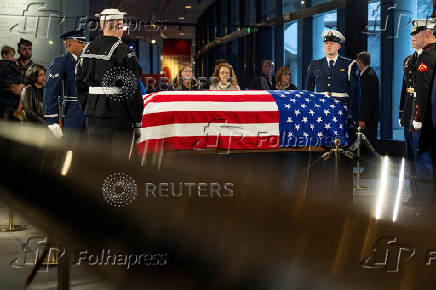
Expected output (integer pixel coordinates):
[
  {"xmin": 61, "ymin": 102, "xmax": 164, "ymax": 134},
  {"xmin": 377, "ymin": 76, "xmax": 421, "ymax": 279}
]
[{"xmin": 20, "ymin": 64, "xmax": 46, "ymax": 123}]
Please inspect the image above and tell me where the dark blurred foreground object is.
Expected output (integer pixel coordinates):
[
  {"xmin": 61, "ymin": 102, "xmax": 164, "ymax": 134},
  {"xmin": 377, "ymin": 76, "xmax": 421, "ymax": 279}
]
[{"xmin": 1, "ymin": 122, "xmax": 436, "ymax": 290}]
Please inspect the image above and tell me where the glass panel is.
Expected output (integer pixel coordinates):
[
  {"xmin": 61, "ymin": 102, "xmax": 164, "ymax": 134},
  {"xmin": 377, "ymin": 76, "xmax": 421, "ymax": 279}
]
[
  {"xmin": 312, "ymin": 10, "xmax": 337, "ymax": 60},
  {"xmin": 284, "ymin": 21, "xmax": 299, "ymax": 87},
  {"xmin": 417, "ymin": 0, "xmax": 433, "ymax": 18}
]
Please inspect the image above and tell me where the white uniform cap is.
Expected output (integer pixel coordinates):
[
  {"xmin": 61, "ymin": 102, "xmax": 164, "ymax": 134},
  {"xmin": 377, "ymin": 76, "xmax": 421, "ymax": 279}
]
[
  {"xmin": 411, "ymin": 19, "xmax": 436, "ymax": 35},
  {"xmin": 96, "ymin": 8, "xmax": 127, "ymax": 21},
  {"xmin": 322, "ymin": 30, "xmax": 345, "ymax": 43}
]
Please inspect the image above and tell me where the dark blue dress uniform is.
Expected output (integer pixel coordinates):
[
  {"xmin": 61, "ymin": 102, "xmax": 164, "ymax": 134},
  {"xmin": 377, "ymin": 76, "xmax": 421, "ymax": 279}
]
[
  {"xmin": 411, "ymin": 28, "xmax": 436, "ymax": 206},
  {"xmin": 305, "ymin": 55, "xmax": 360, "ymax": 122},
  {"xmin": 43, "ymin": 30, "xmax": 86, "ymax": 129},
  {"xmin": 43, "ymin": 52, "xmax": 85, "ymax": 129},
  {"xmin": 400, "ymin": 51, "xmax": 419, "ymax": 204},
  {"xmin": 305, "ymin": 56, "xmax": 357, "ymax": 97},
  {"xmin": 304, "ymin": 31, "xmax": 360, "ymax": 121}
]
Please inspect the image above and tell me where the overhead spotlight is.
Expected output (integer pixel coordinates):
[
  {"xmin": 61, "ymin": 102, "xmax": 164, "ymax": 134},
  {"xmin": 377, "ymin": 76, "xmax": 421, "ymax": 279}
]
[
  {"xmin": 48, "ymin": 40, "xmax": 54, "ymax": 45},
  {"xmin": 151, "ymin": 39, "xmax": 156, "ymax": 44},
  {"xmin": 179, "ymin": 16, "xmax": 185, "ymax": 20},
  {"xmin": 301, "ymin": 0, "xmax": 305, "ymax": 5},
  {"xmin": 185, "ymin": 5, "xmax": 192, "ymax": 9}
]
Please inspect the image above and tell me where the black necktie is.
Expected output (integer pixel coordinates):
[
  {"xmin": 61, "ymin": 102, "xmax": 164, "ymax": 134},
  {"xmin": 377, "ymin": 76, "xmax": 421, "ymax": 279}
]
[{"xmin": 329, "ymin": 60, "xmax": 335, "ymax": 71}]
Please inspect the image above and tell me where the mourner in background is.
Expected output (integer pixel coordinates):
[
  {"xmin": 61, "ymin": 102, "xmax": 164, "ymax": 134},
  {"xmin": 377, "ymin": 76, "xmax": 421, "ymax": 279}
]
[
  {"xmin": 275, "ymin": 66, "xmax": 297, "ymax": 90},
  {"xmin": 43, "ymin": 29, "xmax": 87, "ymax": 138},
  {"xmin": 15, "ymin": 38, "xmax": 33, "ymax": 84},
  {"xmin": 248, "ymin": 60, "xmax": 275, "ymax": 90},
  {"xmin": 21, "ymin": 64, "xmax": 46, "ymax": 123},
  {"xmin": 356, "ymin": 51, "xmax": 380, "ymax": 177},
  {"xmin": 0, "ymin": 46, "xmax": 24, "ymax": 120},
  {"xmin": 76, "ymin": 8, "xmax": 144, "ymax": 146},
  {"xmin": 172, "ymin": 63, "xmax": 199, "ymax": 91},
  {"xmin": 209, "ymin": 63, "xmax": 240, "ymax": 91}
]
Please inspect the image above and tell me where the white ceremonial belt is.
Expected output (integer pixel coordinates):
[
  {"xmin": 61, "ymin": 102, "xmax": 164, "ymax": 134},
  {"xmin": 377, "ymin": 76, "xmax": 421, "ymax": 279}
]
[
  {"xmin": 320, "ymin": 92, "xmax": 349, "ymax": 98},
  {"xmin": 89, "ymin": 87, "xmax": 122, "ymax": 95}
]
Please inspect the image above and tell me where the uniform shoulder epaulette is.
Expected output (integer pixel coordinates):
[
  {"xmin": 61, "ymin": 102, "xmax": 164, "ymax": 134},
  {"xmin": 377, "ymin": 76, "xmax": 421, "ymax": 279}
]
[{"xmin": 404, "ymin": 55, "xmax": 412, "ymax": 69}]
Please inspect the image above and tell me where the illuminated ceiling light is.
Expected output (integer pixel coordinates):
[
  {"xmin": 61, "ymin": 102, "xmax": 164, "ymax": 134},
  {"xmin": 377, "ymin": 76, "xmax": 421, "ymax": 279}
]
[
  {"xmin": 185, "ymin": 5, "xmax": 192, "ymax": 9},
  {"xmin": 48, "ymin": 40, "xmax": 54, "ymax": 45},
  {"xmin": 180, "ymin": 32, "xmax": 185, "ymax": 36},
  {"xmin": 392, "ymin": 158, "xmax": 405, "ymax": 223},
  {"xmin": 375, "ymin": 156, "xmax": 389, "ymax": 220},
  {"xmin": 151, "ymin": 39, "xmax": 156, "ymax": 44},
  {"xmin": 301, "ymin": 0, "xmax": 305, "ymax": 4},
  {"xmin": 178, "ymin": 16, "xmax": 185, "ymax": 20}
]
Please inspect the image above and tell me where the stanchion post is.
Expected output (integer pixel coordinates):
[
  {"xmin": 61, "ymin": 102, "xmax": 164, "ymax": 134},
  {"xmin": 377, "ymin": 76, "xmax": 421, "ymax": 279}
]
[
  {"xmin": 354, "ymin": 127, "xmax": 367, "ymax": 190},
  {"xmin": 0, "ymin": 208, "xmax": 27, "ymax": 232},
  {"xmin": 334, "ymin": 139, "xmax": 341, "ymax": 194}
]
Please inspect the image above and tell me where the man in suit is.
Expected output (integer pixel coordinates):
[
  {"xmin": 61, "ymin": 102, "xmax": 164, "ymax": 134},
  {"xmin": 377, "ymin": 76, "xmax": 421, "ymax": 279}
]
[
  {"xmin": 356, "ymin": 51, "xmax": 379, "ymax": 150},
  {"xmin": 248, "ymin": 60, "xmax": 275, "ymax": 90},
  {"xmin": 356, "ymin": 51, "xmax": 380, "ymax": 176}
]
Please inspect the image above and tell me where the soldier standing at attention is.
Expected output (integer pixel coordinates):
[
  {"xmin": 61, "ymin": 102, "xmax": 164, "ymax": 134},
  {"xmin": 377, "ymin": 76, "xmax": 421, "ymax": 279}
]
[
  {"xmin": 76, "ymin": 8, "xmax": 143, "ymax": 146},
  {"xmin": 44, "ymin": 29, "xmax": 87, "ymax": 138},
  {"xmin": 305, "ymin": 30, "xmax": 360, "ymax": 125},
  {"xmin": 400, "ymin": 22, "xmax": 424, "ymax": 207},
  {"xmin": 410, "ymin": 19, "xmax": 436, "ymax": 209}
]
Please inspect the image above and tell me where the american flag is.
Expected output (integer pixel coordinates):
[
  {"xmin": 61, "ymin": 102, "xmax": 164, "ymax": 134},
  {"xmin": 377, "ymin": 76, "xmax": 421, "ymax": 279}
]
[{"xmin": 137, "ymin": 90, "xmax": 348, "ymax": 153}]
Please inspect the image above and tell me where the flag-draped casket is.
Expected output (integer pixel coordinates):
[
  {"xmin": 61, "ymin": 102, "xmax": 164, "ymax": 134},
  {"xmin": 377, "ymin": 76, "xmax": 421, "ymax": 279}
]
[{"xmin": 137, "ymin": 90, "xmax": 349, "ymax": 153}]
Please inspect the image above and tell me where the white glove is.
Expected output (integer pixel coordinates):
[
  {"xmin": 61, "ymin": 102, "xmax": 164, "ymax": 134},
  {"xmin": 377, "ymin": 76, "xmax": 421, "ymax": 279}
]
[
  {"xmin": 48, "ymin": 123, "xmax": 63, "ymax": 138},
  {"xmin": 412, "ymin": 121, "xmax": 422, "ymax": 129}
]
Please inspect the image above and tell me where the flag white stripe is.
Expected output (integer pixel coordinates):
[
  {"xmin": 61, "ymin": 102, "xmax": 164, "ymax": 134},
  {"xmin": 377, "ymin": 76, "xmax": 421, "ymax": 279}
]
[
  {"xmin": 139, "ymin": 123, "xmax": 279, "ymax": 142},
  {"xmin": 144, "ymin": 101, "xmax": 278, "ymax": 114}
]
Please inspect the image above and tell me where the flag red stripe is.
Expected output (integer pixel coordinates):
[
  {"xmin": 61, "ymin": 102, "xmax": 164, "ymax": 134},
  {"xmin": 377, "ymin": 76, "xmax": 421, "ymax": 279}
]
[
  {"xmin": 143, "ymin": 93, "xmax": 275, "ymax": 106},
  {"xmin": 137, "ymin": 135, "xmax": 281, "ymax": 153},
  {"xmin": 142, "ymin": 111, "xmax": 279, "ymax": 127}
]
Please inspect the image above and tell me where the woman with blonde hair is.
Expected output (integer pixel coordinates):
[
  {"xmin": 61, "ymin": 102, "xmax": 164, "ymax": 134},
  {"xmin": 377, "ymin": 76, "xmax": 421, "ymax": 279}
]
[
  {"xmin": 209, "ymin": 63, "xmax": 240, "ymax": 90},
  {"xmin": 172, "ymin": 63, "xmax": 199, "ymax": 90},
  {"xmin": 275, "ymin": 66, "xmax": 297, "ymax": 90}
]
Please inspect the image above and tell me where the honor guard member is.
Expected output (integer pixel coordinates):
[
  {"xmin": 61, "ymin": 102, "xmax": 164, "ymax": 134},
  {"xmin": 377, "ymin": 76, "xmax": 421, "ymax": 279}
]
[
  {"xmin": 76, "ymin": 8, "xmax": 143, "ymax": 144},
  {"xmin": 305, "ymin": 30, "xmax": 360, "ymax": 122},
  {"xmin": 410, "ymin": 19, "xmax": 436, "ymax": 207},
  {"xmin": 399, "ymin": 23, "xmax": 424, "ymax": 207},
  {"xmin": 43, "ymin": 29, "xmax": 87, "ymax": 137}
]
